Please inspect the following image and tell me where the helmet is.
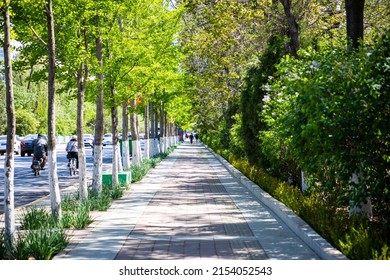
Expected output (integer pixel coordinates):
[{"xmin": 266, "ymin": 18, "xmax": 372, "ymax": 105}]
[{"xmin": 71, "ymin": 135, "xmax": 77, "ymax": 140}]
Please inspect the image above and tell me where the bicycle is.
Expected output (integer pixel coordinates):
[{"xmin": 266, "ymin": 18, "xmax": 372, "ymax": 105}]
[
  {"xmin": 68, "ymin": 156, "xmax": 77, "ymax": 176},
  {"xmin": 32, "ymin": 158, "xmax": 43, "ymax": 176}
]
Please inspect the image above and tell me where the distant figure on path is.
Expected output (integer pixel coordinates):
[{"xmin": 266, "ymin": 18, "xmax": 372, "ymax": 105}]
[{"xmin": 190, "ymin": 133, "xmax": 194, "ymax": 144}]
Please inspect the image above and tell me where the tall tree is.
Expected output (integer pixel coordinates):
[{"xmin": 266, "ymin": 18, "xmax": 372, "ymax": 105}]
[
  {"xmin": 55, "ymin": 0, "xmax": 94, "ymax": 201},
  {"xmin": 92, "ymin": 27, "xmax": 104, "ymax": 194},
  {"xmin": 2, "ymin": 0, "xmax": 16, "ymax": 258},
  {"xmin": 10, "ymin": 0, "xmax": 62, "ymax": 220},
  {"xmin": 45, "ymin": 0, "xmax": 61, "ymax": 220}
]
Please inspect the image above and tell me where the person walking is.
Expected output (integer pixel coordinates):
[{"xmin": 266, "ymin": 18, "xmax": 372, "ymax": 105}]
[
  {"xmin": 189, "ymin": 132, "xmax": 194, "ymax": 144},
  {"xmin": 66, "ymin": 135, "xmax": 79, "ymax": 170}
]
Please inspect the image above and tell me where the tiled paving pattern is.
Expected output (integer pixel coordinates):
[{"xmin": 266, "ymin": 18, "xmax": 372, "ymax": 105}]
[
  {"xmin": 54, "ymin": 141, "xmax": 320, "ymax": 260},
  {"xmin": 116, "ymin": 152, "xmax": 267, "ymax": 259}
]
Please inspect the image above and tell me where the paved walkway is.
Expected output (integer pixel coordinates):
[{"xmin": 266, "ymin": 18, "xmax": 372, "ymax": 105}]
[{"xmin": 54, "ymin": 141, "xmax": 345, "ymax": 260}]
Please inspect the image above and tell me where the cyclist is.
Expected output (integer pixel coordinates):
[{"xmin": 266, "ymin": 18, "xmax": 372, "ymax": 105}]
[
  {"xmin": 31, "ymin": 134, "xmax": 47, "ymax": 170},
  {"xmin": 66, "ymin": 135, "xmax": 79, "ymax": 170}
]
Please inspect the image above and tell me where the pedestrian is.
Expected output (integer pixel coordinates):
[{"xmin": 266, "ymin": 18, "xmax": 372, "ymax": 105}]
[
  {"xmin": 66, "ymin": 135, "xmax": 79, "ymax": 170},
  {"xmin": 190, "ymin": 132, "xmax": 194, "ymax": 144},
  {"xmin": 31, "ymin": 134, "xmax": 48, "ymax": 170},
  {"xmin": 194, "ymin": 133, "xmax": 199, "ymax": 142}
]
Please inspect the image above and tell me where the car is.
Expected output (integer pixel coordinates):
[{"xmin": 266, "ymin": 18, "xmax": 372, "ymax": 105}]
[
  {"xmin": 103, "ymin": 133, "xmax": 113, "ymax": 146},
  {"xmin": 20, "ymin": 134, "xmax": 47, "ymax": 157},
  {"xmin": 83, "ymin": 134, "xmax": 94, "ymax": 147},
  {"xmin": 119, "ymin": 133, "xmax": 132, "ymax": 140},
  {"xmin": 0, "ymin": 135, "xmax": 22, "ymax": 156}
]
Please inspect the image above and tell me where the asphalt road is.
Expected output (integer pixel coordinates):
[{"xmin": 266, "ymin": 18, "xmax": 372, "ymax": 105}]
[{"xmin": 0, "ymin": 144, "xmax": 114, "ymax": 214}]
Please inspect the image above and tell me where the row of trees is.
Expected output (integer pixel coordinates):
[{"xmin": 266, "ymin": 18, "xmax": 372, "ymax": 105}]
[
  {"xmin": 2, "ymin": 0, "xmax": 389, "ymax": 259},
  {"xmin": 179, "ymin": 0, "xmax": 389, "ymax": 257},
  {"xmin": 1, "ymin": 0, "xmax": 193, "ymax": 258}
]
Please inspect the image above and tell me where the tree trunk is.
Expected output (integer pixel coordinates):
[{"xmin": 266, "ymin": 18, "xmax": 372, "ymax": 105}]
[
  {"xmin": 160, "ymin": 102, "xmax": 165, "ymax": 153},
  {"xmin": 46, "ymin": 0, "xmax": 62, "ymax": 221},
  {"xmin": 279, "ymin": 0, "xmax": 300, "ymax": 58},
  {"xmin": 130, "ymin": 99, "xmax": 142, "ymax": 166},
  {"xmin": 144, "ymin": 102, "xmax": 150, "ymax": 160},
  {"xmin": 76, "ymin": 60, "xmax": 88, "ymax": 201},
  {"xmin": 345, "ymin": 0, "xmax": 365, "ymax": 49},
  {"xmin": 166, "ymin": 118, "xmax": 170, "ymax": 148},
  {"xmin": 150, "ymin": 102, "xmax": 156, "ymax": 157},
  {"xmin": 2, "ymin": 1, "xmax": 16, "ymax": 258},
  {"xmin": 155, "ymin": 103, "xmax": 160, "ymax": 154},
  {"xmin": 111, "ymin": 86, "xmax": 120, "ymax": 186},
  {"xmin": 122, "ymin": 101, "xmax": 131, "ymax": 169},
  {"xmin": 92, "ymin": 32, "xmax": 104, "ymax": 195}
]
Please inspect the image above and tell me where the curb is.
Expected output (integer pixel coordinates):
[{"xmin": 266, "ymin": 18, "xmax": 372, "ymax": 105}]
[{"xmin": 204, "ymin": 144, "xmax": 347, "ymax": 260}]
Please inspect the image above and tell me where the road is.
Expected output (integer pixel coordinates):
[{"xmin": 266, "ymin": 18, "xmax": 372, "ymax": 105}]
[{"xmin": 0, "ymin": 144, "xmax": 114, "ymax": 214}]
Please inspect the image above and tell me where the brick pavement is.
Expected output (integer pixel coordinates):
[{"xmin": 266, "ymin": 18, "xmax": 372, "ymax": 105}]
[{"xmin": 54, "ymin": 141, "xmax": 328, "ymax": 260}]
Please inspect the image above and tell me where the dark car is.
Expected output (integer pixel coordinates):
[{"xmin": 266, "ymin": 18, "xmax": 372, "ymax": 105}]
[{"xmin": 21, "ymin": 134, "xmax": 47, "ymax": 157}]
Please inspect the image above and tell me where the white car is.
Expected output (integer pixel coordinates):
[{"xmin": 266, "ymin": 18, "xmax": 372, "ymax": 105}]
[
  {"xmin": 103, "ymin": 133, "xmax": 113, "ymax": 146},
  {"xmin": 83, "ymin": 134, "xmax": 94, "ymax": 147},
  {"xmin": 0, "ymin": 135, "xmax": 22, "ymax": 156}
]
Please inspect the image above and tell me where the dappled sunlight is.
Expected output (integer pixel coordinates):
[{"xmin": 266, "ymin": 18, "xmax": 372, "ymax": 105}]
[{"xmin": 55, "ymin": 142, "xmax": 322, "ymax": 260}]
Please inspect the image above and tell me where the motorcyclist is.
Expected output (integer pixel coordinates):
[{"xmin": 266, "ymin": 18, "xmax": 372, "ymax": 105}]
[
  {"xmin": 66, "ymin": 135, "xmax": 79, "ymax": 170},
  {"xmin": 31, "ymin": 134, "xmax": 48, "ymax": 170}
]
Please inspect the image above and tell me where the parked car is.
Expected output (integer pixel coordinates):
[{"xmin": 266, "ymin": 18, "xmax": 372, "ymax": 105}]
[
  {"xmin": 103, "ymin": 133, "xmax": 113, "ymax": 146},
  {"xmin": 20, "ymin": 134, "xmax": 47, "ymax": 157},
  {"xmin": 0, "ymin": 135, "xmax": 22, "ymax": 156},
  {"xmin": 119, "ymin": 133, "xmax": 132, "ymax": 140},
  {"xmin": 83, "ymin": 134, "xmax": 94, "ymax": 147}
]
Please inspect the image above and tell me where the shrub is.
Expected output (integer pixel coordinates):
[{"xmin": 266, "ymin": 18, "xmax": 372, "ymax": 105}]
[
  {"xmin": 15, "ymin": 229, "xmax": 68, "ymax": 260},
  {"xmin": 20, "ymin": 207, "xmax": 56, "ymax": 230},
  {"xmin": 228, "ymin": 153, "xmax": 389, "ymax": 259}
]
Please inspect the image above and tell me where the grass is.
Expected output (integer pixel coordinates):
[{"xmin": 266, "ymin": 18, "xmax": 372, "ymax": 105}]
[{"xmin": 0, "ymin": 143, "xmax": 178, "ymax": 260}]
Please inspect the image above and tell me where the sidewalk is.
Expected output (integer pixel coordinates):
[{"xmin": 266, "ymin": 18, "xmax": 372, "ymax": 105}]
[{"xmin": 53, "ymin": 141, "xmax": 346, "ymax": 260}]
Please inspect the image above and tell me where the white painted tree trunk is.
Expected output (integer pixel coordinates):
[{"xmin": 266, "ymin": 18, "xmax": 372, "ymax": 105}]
[
  {"xmin": 301, "ymin": 171, "xmax": 309, "ymax": 191},
  {"xmin": 48, "ymin": 150, "xmax": 62, "ymax": 219},
  {"xmin": 112, "ymin": 141, "xmax": 119, "ymax": 186},
  {"xmin": 144, "ymin": 103, "xmax": 150, "ymax": 160},
  {"xmin": 121, "ymin": 138, "xmax": 130, "ymax": 169},
  {"xmin": 3, "ymin": 3, "xmax": 16, "ymax": 257},
  {"xmin": 121, "ymin": 102, "xmax": 131, "ymax": 170},
  {"xmin": 132, "ymin": 140, "xmax": 142, "ymax": 166},
  {"xmin": 92, "ymin": 144, "xmax": 103, "ymax": 193},
  {"xmin": 148, "ymin": 139, "xmax": 154, "ymax": 158},
  {"xmin": 46, "ymin": 0, "xmax": 62, "ymax": 220},
  {"xmin": 349, "ymin": 172, "xmax": 373, "ymax": 219},
  {"xmin": 3, "ymin": 158, "xmax": 15, "ymax": 258},
  {"xmin": 117, "ymin": 146, "xmax": 123, "ymax": 172},
  {"xmin": 156, "ymin": 138, "xmax": 161, "ymax": 155},
  {"xmin": 78, "ymin": 147, "xmax": 88, "ymax": 200}
]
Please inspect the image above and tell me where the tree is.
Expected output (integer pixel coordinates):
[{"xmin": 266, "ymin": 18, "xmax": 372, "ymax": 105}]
[
  {"xmin": 1, "ymin": 0, "xmax": 16, "ymax": 258},
  {"xmin": 55, "ymin": 0, "xmax": 94, "ymax": 200},
  {"xmin": 179, "ymin": 0, "xmax": 267, "ymax": 139},
  {"xmin": 45, "ymin": 0, "xmax": 62, "ymax": 220},
  {"xmin": 92, "ymin": 20, "xmax": 104, "ymax": 195},
  {"xmin": 9, "ymin": 0, "xmax": 62, "ymax": 220}
]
